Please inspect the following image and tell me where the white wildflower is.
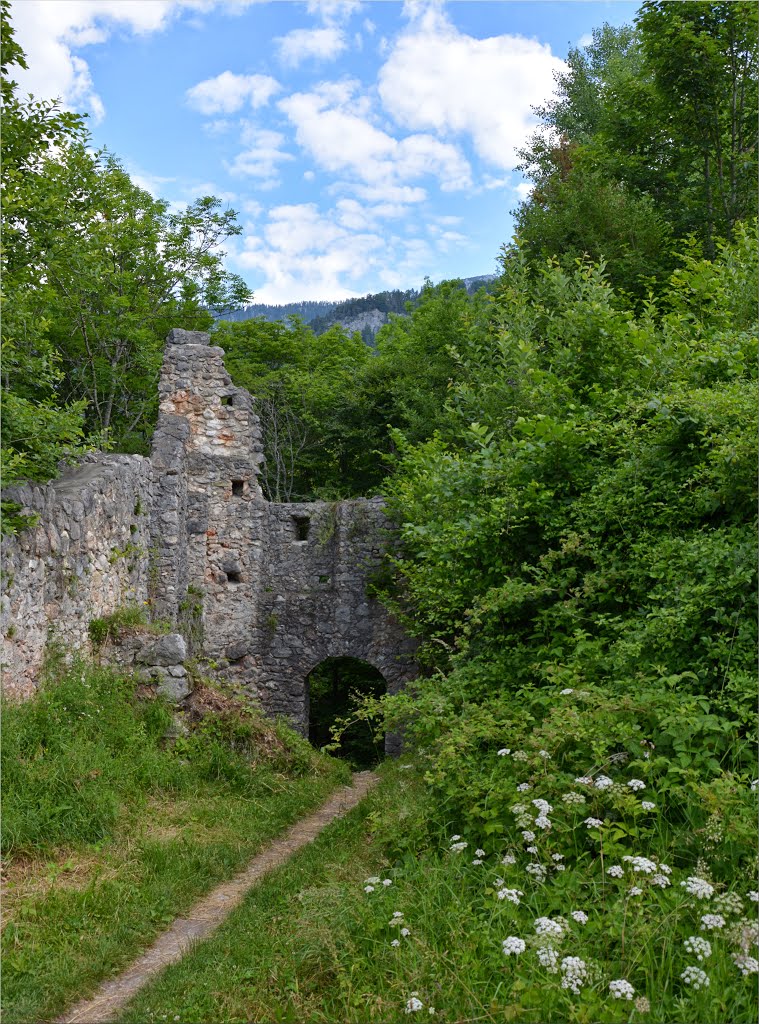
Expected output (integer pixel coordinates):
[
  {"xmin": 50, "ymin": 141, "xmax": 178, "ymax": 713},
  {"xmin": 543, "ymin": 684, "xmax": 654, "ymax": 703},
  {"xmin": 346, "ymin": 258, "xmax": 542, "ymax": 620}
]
[
  {"xmin": 583, "ymin": 817, "xmax": 603, "ymax": 828},
  {"xmin": 559, "ymin": 688, "xmax": 574, "ymax": 695},
  {"xmin": 751, "ymin": 779, "xmax": 758, "ymax": 792},
  {"xmin": 622, "ymin": 855, "xmax": 657, "ymax": 874},
  {"xmin": 609, "ymin": 751, "xmax": 629, "ymax": 765},
  {"xmin": 365, "ymin": 876, "xmax": 380, "ymax": 884},
  {"xmin": 450, "ymin": 835, "xmax": 461, "ymax": 842},
  {"xmin": 681, "ymin": 876, "xmax": 714, "ymax": 899},
  {"xmin": 472, "ymin": 858, "xmax": 483, "ymax": 865},
  {"xmin": 560, "ymin": 956, "xmax": 588, "ymax": 994},
  {"xmin": 405, "ymin": 995, "xmax": 424, "ymax": 1013},
  {"xmin": 733, "ymin": 954, "xmax": 759, "ymax": 976},
  {"xmin": 554, "ymin": 863, "xmax": 566, "ymax": 871},
  {"xmin": 574, "ymin": 776, "xmax": 593, "ymax": 786},
  {"xmin": 364, "ymin": 885, "xmax": 375, "ymax": 893},
  {"xmin": 700, "ymin": 914, "xmax": 725, "ymax": 931},
  {"xmin": 400, "ymin": 927, "xmax": 411, "ymax": 937},
  {"xmin": 497, "ymin": 888, "xmax": 523, "ymax": 904},
  {"xmin": 391, "ymin": 939, "xmax": 400, "ymax": 947},
  {"xmin": 609, "ymin": 979, "xmax": 635, "ymax": 1000},
  {"xmin": 534, "ymin": 917, "xmax": 564, "ymax": 938},
  {"xmin": 449, "ymin": 841, "xmax": 468, "ymax": 854},
  {"xmin": 526, "ymin": 863, "xmax": 547, "ymax": 880},
  {"xmin": 502, "ymin": 936, "xmax": 526, "ymax": 956},
  {"xmin": 537, "ymin": 946, "xmax": 559, "ymax": 973},
  {"xmin": 501, "ymin": 853, "xmax": 517, "ymax": 866},
  {"xmin": 475, "ymin": 848, "xmax": 486, "ymax": 857},
  {"xmin": 516, "ymin": 782, "xmax": 531, "ymax": 792},
  {"xmin": 627, "ymin": 779, "xmax": 646, "ymax": 791},
  {"xmin": 684, "ymin": 936, "xmax": 711, "ymax": 961},
  {"xmin": 607, "ymin": 865, "xmax": 624, "ymax": 878},
  {"xmin": 526, "ymin": 845, "xmax": 538, "ymax": 854},
  {"xmin": 713, "ymin": 892, "xmax": 743, "ymax": 916},
  {"xmin": 497, "ymin": 748, "xmax": 511, "ymax": 756},
  {"xmin": 659, "ymin": 863, "xmax": 672, "ymax": 875},
  {"xmin": 382, "ymin": 879, "xmax": 393, "ymax": 887},
  {"xmin": 748, "ymin": 891, "xmax": 759, "ymax": 903},
  {"xmin": 511, "ymin": 803, "xmax": 527, "ymax": 815},
  {"xmin": 532, "ymin": 798, "xmax": 553, "ymax": 814},
  {"xmin": 594, "ymin": 775, "xmax": 614, "ymax": 790},
  {"xmin": 635, "ymin": 996, "xmax": 651, "ymax": 1013},
  {"xmin": 652, "ymin": 874, "xmax": 671, "ymax": 888},
  {"xmin": 562, "ymin": 791, "xmax": 586, "ymax": 805},
  {"xmin": 571, "ymin": 910, "xmax": 588, "ymax": 924},
  {"xmin": 552, "ymin": 853, "xmax": 565, "ymax": 862},
  {"xmin": 535, "ymin": 815, "xmax": 551, "ymax": 830},
  {"xmin": 538, "ymin": 750, "xmax": 551, "ymax": 759},
  {"xmin": 522, "ymin": 830, "xmax": 536, "ymax": 843},
  {"xmin": 512, "ymin": 750, "xmax": 528, "ymax": 762},
  {"xmin": 628, "ymin": 886, "xmax": 643, "ymax": 897},
  {"xmin": 640, "ymin": 801, "xmax": 656, "ymax": 811},
  {"xmin": 681, "ymin": 966, "xmax": 709, "ymax": 989}
]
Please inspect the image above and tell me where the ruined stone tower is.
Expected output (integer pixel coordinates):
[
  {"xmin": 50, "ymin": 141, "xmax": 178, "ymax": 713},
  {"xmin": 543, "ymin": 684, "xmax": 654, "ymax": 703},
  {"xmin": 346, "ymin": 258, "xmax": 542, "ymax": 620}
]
[{"xmin": 150, "ymin": 329, "xmax": 417, "ymax": 733}]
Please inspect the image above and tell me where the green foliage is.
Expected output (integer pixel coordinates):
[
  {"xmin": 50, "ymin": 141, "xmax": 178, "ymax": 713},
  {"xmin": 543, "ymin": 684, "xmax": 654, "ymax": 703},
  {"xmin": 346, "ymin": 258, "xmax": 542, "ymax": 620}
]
[
  {"xmin": 515, "ymin": 6, "xmax": 758, "ymax": 289},
  {"xmin": 0, "ymin": 4, "xmax": 251, "ymax": 481},
  {"xmin": 87, "ymin": 605, "xmax": 150, "ymax": 648}
]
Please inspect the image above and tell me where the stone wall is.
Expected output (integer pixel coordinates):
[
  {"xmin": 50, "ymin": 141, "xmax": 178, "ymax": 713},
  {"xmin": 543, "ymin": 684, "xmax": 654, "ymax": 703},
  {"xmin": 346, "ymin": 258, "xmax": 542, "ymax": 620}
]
[
  {"xmin": 2, "ymin": 328, "xmax": 417, "ymax": 739},
  {"xmin": 150, "ymin": 329, "xmax": 417, "ymax": 738},
  {"xmin": 1, "ymin": 454, "xmax": 153, "ymax": 699}
]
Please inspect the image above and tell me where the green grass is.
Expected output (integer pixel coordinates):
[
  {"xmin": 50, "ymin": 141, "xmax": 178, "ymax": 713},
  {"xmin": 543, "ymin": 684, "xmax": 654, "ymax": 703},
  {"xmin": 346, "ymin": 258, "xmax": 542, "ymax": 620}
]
[
  {"xmin": 1, "ymin": 660, "xmax": 349, "ymax": 1023},
  {"xmin": 116, "ymin": 761, "xmax": 759, "ymax": 1024}
]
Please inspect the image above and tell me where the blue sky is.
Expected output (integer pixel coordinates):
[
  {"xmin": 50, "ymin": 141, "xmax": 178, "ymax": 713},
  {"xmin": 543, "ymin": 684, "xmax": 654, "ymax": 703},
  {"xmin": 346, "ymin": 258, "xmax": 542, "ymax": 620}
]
[{"xmin": 12, "ymin": 0, "xmax": 639, "ymax": 303}]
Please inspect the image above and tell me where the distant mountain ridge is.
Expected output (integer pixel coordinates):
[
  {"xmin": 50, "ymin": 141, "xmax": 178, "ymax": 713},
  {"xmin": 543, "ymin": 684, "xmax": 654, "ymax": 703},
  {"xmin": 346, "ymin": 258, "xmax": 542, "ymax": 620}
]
[{"xmin": 219, "ymin": 274, "xmax": 497, "ymax": 343}]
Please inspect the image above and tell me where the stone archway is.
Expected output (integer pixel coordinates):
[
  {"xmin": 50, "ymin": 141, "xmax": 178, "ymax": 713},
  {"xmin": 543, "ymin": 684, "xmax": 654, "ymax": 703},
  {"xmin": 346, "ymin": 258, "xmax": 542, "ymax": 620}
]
[{"xmin": 306, "ymin": 656, "xmax": 387, "ymax": 767}]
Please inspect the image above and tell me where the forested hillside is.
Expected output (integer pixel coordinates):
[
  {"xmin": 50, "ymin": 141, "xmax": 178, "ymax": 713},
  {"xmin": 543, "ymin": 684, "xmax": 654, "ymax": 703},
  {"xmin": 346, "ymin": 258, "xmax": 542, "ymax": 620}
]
[{"xmin": 3, "ymin": 0, "xmax": 758, "ymax": 1019}]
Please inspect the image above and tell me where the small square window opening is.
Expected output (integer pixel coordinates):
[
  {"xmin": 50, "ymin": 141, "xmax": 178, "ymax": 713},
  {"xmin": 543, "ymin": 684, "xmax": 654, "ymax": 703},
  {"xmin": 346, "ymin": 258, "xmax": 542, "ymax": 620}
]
[{"xmin": 293, "ymin": 516, "xmax": 310, "ymax": 542}]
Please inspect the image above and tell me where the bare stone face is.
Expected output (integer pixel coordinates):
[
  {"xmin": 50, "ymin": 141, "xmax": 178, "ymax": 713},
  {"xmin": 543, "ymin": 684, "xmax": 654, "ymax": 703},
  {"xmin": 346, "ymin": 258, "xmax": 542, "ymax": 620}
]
[{"xmin": 2, "ymin": 330, "xmax": 416, "ymax": 749}]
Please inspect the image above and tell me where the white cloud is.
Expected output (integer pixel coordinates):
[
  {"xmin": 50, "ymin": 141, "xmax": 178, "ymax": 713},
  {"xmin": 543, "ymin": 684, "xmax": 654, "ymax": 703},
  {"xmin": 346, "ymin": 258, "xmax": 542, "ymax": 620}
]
[
  {"xmin": 9, "ymin": 0, "xmax": 264, "ymax": 120},
  {"xmin": 186, "ymin": 71, "xmax": 280, "ymax": 115},
  {"xmin": 378, "ymin": 6, "xmax": 564, "ymax": 170},
  {"xmin": 577, "ymin": 33, "xmax": 594, "ymax": 48},
  {"xmin": 126, "ymin": 165, "xmax": 177, "ymax": 198},
  {"xmin": 279, "ymin": 80, "xmax": 471, "ymax": 194},
  {"xmin": 202, "ymin": 118, "xmax": 234, "ymax": 136},
  {"xmin": 514, "ymin": 181, "xmax": 533, "ymax": 200},
  {"xmin": 276, "ymin": 26, "xmax": 347, "ymax": 67},
  {"xmin": 225, "ymin": 128, "xmax": 293, "ymax": 189},
  {"xmin": 236, "ymin": 201, "xmax": 432, "ymax": 303},
  {"xmin": 306, "ymin": 0, "xmax": 362, "ymax": 22}
]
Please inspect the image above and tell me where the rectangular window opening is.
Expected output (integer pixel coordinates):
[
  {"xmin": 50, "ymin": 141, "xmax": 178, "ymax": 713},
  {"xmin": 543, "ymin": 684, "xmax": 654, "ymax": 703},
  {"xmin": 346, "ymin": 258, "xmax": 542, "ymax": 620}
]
[
  {"xmin": 226, "ymin": 570, "xmax": 242, "ymax": 584},
  {"xmin": 293, "ymin": 515, "xmax": 310, "ymax": 542},
  {"xmin": 221, "ymin": 395, "xmax": 234, "ymax": 407},
  {"xmin": 232, "ymin": 479, "xmax": 244, "ymax": 497}
]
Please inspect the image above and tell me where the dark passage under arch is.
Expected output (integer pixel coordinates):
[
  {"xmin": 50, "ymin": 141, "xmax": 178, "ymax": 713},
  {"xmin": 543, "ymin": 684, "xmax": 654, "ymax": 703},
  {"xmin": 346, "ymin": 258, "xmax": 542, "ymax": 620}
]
[{"xmin": 306, "ymin": 657, "xmax": 386, "ymax": 768}]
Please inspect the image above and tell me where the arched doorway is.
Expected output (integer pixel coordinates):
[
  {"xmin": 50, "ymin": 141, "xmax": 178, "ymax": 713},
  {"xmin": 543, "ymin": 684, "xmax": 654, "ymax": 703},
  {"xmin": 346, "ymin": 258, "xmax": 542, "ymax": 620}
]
[{"xmin": 306, "ymin": 657, "xmax": 386, "ymax": 768}]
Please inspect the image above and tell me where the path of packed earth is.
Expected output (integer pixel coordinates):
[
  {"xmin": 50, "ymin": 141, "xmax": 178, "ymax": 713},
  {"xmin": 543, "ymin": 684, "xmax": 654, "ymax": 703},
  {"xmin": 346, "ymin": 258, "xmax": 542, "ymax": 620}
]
[{"xmin": 56, "ymin": 772, "xmax": 379, "ymax": 1024}]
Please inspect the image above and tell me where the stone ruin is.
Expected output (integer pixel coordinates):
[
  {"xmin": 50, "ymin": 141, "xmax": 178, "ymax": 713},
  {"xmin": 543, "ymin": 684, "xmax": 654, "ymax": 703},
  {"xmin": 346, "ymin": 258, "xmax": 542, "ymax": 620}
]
[{"xmin": 1, "ymin": 329, "xmax": 417, "ymax": 742}]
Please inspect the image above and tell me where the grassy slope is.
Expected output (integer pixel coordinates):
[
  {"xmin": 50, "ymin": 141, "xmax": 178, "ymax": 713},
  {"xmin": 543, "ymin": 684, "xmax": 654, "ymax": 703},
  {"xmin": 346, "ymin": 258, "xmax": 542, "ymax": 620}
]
[
  {"xmin": 118, "ymin": 762, "xmax": 758, "ymax": 1024},
  {"xmin": 2, "ymin": 664, "xmax": 349, "ymax": 1024}
]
